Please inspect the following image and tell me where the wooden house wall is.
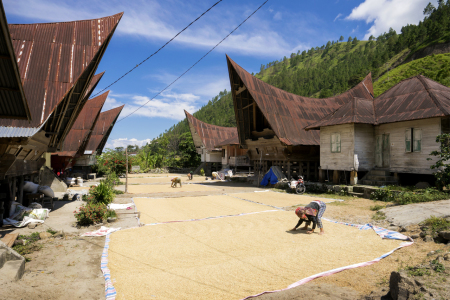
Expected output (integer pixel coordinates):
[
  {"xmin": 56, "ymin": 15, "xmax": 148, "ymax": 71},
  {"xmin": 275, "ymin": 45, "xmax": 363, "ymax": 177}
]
[
  {"xmin": 375, "ymin": 117, "xmax": 440, "ymax": 174},
  {"xmin": 319, "ymin": 124, "xmax": 355, "ymax": 171},
  {"xmin": 354, "ymin": 124, "xmax": 376, "ymax": 171}
]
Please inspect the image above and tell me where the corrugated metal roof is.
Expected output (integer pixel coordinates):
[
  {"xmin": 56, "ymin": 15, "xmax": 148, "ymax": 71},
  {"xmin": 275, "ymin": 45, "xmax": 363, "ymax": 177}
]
[
  {"xmin": 184, "ymin": 110, "xmax": 238, "ymax": 152},
  {"xmin": 214, "ymin": 135, "xmax": 239, "ymax": 147},
  {"xmin": 0, "ymin": 13, "xmax": 123, "ymax": 130},
  {"xmin": 226, "ymin": 55, "xmax": 374, "ymax": 146},
  {"xmin": 83, "ymin": 72, "xmax": 104, "ymax": 100},
  {"xmin": 53, "ymin": 91, "xmax": 108, "ymax": 157},
  {"xmin": 305, "ymin": 98, "xmax": 376, "ymax": 130},
  {"xmin": 85, "ymin": 105, "xmax": 124, "ymax": 153},
  {"xmin": 306, "ymin": 75, "xmax": 450, "ymax": 129},
  {"xmin": 375, "ymin": 75, "xmax": 450, "ymax": 124},
  {"xmin": 0, "ymin": 1, "xmax": 31, "ymax": 120}
]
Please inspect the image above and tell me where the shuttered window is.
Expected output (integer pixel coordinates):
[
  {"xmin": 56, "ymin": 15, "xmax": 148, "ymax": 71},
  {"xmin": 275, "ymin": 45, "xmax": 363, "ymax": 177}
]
[
  {"xmin": 405, "ymin": 129, "xmax": 411, "ymax": 152},
  {"xmin": 331, "ymin": 133, "xmax": 341, "ymax": 153},
  {"xmin": 405, "ymin": 128, "xmax": 422, "ymax": 152},
  {"xmin": 413, "ymin": 128, "xmax": 422, "ymax": 152}
]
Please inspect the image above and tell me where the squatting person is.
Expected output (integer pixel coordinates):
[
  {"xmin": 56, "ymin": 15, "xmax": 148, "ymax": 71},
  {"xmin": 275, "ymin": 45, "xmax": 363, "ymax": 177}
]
[
  {"xmin": 171, "ymin": 177, "xmax": 182, "ymax": 188},
  {"xmin": 290, "ymin": 200, "xmax": 326, "ymax": 235}
]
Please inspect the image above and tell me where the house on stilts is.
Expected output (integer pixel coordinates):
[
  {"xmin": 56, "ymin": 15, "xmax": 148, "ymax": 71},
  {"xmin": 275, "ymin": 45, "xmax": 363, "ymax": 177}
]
[
  {"xmin": 226, "ymin": 55, "xmax": 374, "ymax": 181},
  {"xmin": 305, "ymin": 75, "xmax": 450, "ymax": 186},
  {"xmin": 0, "ymin": 10, "xmax": 123, "ymax": 224}
]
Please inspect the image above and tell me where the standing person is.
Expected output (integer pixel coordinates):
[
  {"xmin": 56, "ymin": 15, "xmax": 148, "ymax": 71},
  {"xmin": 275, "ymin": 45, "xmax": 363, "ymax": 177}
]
[{"xmin": 290, "ymin": 200, "xmax": 326, "ymax": 235}]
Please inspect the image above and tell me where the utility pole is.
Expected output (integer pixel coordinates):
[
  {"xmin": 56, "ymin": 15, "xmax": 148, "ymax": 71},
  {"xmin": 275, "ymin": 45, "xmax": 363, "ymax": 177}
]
[{"xmin": 125, "ymin": 148, "xmax": 128, "ymax": 193}]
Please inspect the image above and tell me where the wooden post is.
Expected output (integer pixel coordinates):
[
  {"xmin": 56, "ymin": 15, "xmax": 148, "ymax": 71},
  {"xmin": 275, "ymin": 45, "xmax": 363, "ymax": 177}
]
[
  {"xmin": 11, "ymin": 177, "xmax": 16, "ymax": 203},
  {"xmin": 318, "ymin": 167, "xmax": 324, "ymax": 183},
  {"xmin": 307, "ymin": 162, "xmax": 310, "ymax": 181},
  {"xmin": 314, "ymin": 162, "xmax": 318, "ymax": 181},
  {"xmin": 17, "ymin": 176, "xmax": 24, "ymax": 204},
  {"xmin": 287, "ymin": 160, "xmax": 291, "ymax": 179},
  {"xmin": 235, "ymin": 145, "xmax": 237, "ymax": 174},
  {"xmin": 333, "ymin": 170, "xmax": 339, "ymax": 185},
  {"xmin": 125, "ymin": 148, "xmax": 128, "ymax": 193}
]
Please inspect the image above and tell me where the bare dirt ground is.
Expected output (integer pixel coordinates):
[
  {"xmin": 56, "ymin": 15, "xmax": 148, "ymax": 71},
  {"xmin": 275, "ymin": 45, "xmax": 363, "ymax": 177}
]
[{"xmin": 0, "ymin": 175, "xmax": 448, "ymax": 300}]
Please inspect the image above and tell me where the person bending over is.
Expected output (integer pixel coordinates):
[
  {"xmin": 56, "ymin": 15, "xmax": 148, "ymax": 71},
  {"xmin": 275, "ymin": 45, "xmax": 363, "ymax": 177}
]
[
  {"xmin": 187, "ymin": 171, "xmax": 194, "ymax": 180},
  {"xmin": 171, "ymin": 177, "xmax": 182, "ymax": 188},
  {"xmin": 291, "ymin": 200, "xmax": 326, "ymax": 235}
]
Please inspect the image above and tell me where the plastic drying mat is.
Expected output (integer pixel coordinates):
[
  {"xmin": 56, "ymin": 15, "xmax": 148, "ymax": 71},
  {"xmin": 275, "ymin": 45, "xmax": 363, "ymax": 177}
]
[
  {"xmin": 108, "ymin": 211, "xmax": 404, "ymax": 300},
  {"xmin": 133, "ymin": 195, "xmax": 277, "ymax": 224},
  {"xmin": 230, "ymin": 191, "xmax": 338, "ymax": 208},
  {"xmin": 127, "ymin": 183, "xmax": 219, "ymax": 194}
]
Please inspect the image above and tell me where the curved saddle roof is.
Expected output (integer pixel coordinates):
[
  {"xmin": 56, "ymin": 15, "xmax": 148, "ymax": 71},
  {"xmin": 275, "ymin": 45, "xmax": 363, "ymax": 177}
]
[
  {"xmin": 226, "ymin": 55, "xmax": 374, "ymax": 146},
  {"xmin": 184, "ymin": 110, "xmax": 238, "ymax": 152},
  {"xmin": 306, "ymin": 75, "xmax": 450, "ymax": 129}
]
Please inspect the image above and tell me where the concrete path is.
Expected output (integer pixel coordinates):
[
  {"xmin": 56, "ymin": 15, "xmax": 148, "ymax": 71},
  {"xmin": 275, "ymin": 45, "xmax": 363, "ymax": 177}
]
[{"xmin": 381, "ymin": 200, "xmax": 450, "ymax": 227}]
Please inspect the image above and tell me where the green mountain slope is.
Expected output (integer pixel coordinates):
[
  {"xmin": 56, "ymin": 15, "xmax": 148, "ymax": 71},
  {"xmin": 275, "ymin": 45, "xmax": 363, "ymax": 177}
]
[{"xmin": 374, "ymin": 53, "xmax": 450, "ymax": 96}]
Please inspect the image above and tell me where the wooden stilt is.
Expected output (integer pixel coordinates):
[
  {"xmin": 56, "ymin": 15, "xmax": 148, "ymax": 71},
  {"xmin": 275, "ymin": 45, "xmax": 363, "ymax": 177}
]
[
  {"xmin": 333, "ymin": 170, "xmax": 339, "ymax": 184},
  {"xmin": 18, "ymin": 176, "xmax": 24, "ymax": 204}
]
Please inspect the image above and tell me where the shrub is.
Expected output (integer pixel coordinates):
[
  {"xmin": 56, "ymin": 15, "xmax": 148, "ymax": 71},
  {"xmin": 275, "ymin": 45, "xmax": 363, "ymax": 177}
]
[
  {"xmin": 421, "ymin": 216, "xmax": 450, "ymax": 232},
  {"xmin": 370, "ymin": 187, "xmax": 448, "ymax": 204},
  {"xmin": 104, "ymin": 172, "xmax": 121, "ymax": 187},
  {"xmin": 90, "ymin": 181, "xmax": 115, "ymax": 205},
  {"xmin": 370, "ymin": 189, "xmax": 395, "ymax": 202},
  {"xmin": 200, "ymin": 168, "xmax": 205, "ymax": 176},
  {"xmin": 74, "ymin": 202, "xmax": 107, "ymax": 226},
  {"xmin": 105, "ymin": 209, "xmax": 117, "ymax": 219}
]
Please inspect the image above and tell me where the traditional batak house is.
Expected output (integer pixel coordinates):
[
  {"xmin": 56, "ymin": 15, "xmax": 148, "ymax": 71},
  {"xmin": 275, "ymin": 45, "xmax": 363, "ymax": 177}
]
[
  {"xmin": 214, "ymin": 135, "xmax": 250, "ymax": 171},
  {"xmin": 75, "ymin": 105, "xmax": 125, "ymax": 172},
  {"xmin": 305, "ymin": 75, "xmax": 450, "ymax": 186},
  {"xmin": 0, "ymin": 12, "xmax": 123, "ymax": 221},
  {"xmin": 51, "ymin": 91, "xmax": 109, "ymax": 175},
  {"xmin": 184, "ymin": 110, "xmax": 240, "ymax": 175},
  {"xmin": 226, "ymin": 55, "xmax": 374, "ymax": 181}
]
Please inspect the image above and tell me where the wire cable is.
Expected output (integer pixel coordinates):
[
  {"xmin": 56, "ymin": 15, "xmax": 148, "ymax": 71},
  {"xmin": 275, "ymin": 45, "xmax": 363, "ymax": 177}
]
[
  {"xmin": 117, "ymin": 0, "xmax": 269, "ymax": 123},
  {"xmin": 90, "ymin": 0, "xmax": 224, "ymax": 98}
]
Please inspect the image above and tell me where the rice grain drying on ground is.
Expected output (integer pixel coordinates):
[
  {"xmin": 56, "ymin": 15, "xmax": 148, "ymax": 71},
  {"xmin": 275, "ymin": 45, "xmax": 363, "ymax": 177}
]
[
  {"xmin": 127, "ymin": 183, "xmax": 219, "ymax": 194},
  {"xmin": 230, "ymin": 191, "xmax": 338, "ymax": 207},
  {"xmin": 108, "ymin": 211, "xmax": 402, "ymax": 300},
  {"xmin": 133, "ymin": 195, "xmax": 276, "ymax": 224},
  {"xmin": 121, "ymin": 176, "xmax": 207, "ymax": 184}
]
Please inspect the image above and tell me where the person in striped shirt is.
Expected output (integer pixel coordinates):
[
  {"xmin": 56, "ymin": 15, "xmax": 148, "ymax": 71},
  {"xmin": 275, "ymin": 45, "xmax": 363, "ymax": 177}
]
[{"xmin": 290, "ymin": 200, "xmax": 326, "ymax": 235}]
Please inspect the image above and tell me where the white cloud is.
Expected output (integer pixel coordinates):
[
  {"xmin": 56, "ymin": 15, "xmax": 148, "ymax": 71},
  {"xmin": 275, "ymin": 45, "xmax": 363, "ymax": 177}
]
[
  {"xmin": 334, "ymin": 13, "xmax": 343, "ymax": 22},
  {"xmin": 4, "ymin": 0, "xmax": 296, "ymax": 57},
  {"xmin": 105, "ymin": 137, "xmax": 153, "ymax": 150},
  {"xmin": 102, "ymin": 90, "xmax": 199, "ymax": 121},
  {"xmin": 346, "ymin": 0, "xmax": 438, "ymax": 40},
  {"xmin": 273, "ymin": 12, "xmax": 282, "ymax": 21}
]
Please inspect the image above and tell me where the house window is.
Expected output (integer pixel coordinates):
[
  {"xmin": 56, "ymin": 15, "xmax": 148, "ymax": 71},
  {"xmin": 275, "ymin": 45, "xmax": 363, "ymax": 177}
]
[
  {"xmin": 405, "ymin": 128, "xmax": 422, "ymax": 152},
  {"xmin": 331, "ymin": 133, "xmax": 341, "ymax": 153}
]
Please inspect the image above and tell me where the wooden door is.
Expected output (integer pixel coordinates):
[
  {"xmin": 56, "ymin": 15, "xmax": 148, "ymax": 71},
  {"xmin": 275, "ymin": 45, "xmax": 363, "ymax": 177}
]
[
  {"xmin": 382, "ymin": 134, "xmax": 390, "ymax": 168},
  {"xmin": 375, "ymin": 135, "xmax": 382, "ymax": 167}
]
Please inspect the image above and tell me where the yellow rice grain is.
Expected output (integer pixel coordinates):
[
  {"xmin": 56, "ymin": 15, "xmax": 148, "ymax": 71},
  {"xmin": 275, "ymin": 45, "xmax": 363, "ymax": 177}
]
[
  {"xmin": 109, "ymin": 211, "xmax": 401, "ymax": 300},
  {"xmin": 231, "ymin": 191, "xmax": 337, "ymax": 207},
  {"xmin": 127, "ymin": 183, "xmax": 219, "ymax": 194},
  {"xmin": 134, "ymin": 195, "xmax": 273, "ymax": 224}
]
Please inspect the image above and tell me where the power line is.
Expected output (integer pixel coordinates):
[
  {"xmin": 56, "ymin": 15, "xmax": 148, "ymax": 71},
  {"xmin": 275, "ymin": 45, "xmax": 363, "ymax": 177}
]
[
  {"xmin": 90, "ymin": 0, "xmax": 224, "ymax": 98},
  {"xmin": 117, "ymin": 0, "xmax": 269, "ymax": 123}
]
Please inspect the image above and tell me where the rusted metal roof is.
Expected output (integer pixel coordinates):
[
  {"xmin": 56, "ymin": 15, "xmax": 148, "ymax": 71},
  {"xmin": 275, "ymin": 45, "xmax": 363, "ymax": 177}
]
[
  {"xmin": 0, "ymin": 1, "xmax": 31, "ymax": 120},
  {"xmin": 375, "ymin": 75, "xmax": 450, "ymax": 124},
  {"xmin": 53, "ymin": 91, "xmax": 109, "ymax": 157},
  {"xmin": 85, "ymin": 105, "xmax": 124, "ymax": 154},
  {"xmin": 184, "ymin": 110, "xmax": 238, "ymax": 152},
  {"xmin": 226, "ymin": 55, "xmax": 374, "ymax": 146},
  {"xmin": 305, "ymin": 97, "xmax": 376, "ymax": 130},
  {"xmin": 83, "ymin": 72, "xmax": 104, "ymax": 100},
  {"xmin": 214, "ymin": 134, "xmax": 239, "ymax": 148},
  {"xmin": 307, "ymin": 75, "xmax": 450, "ymax": 129},
  {"xmin": 0, "ymin": 13, "xmax": 123, "ymax": 152}
]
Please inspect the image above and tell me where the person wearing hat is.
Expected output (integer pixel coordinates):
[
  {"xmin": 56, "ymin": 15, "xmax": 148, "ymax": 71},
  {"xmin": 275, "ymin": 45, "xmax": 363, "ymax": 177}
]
[{"xmin": 290, "ymin": 200, "xmax": 326, "ymax": 235}]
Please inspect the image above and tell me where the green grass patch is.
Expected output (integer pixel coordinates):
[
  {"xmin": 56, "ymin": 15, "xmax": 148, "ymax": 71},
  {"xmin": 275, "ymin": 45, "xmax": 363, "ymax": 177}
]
[
  {"xmin": 372, "ymin": 211, "xmax": 386, "ymax": 221},
  {"xmin": 105, "ymin": 209, "xmax": 117, "ymax": 219},
  {"xmin": 421, "ymin": 216, "xmax": 450, "ymax": 232},
  {"xmin": 370, "ymin": 204, "xmax": 386, "ymax": 211},
  {"xmin": 46, "ymin": 228, "xmax": 57, "ymax": 235},
  {"xmin": 113, "ymin": 189, "xmax": 124, "ymax": 195},
  {"xmin": 12, "ymin": 232, "xmax": 42, "ymax": 257},
  {"xmin": 370, "ymin": 187, "xmax": 450, "ymax": 205},
  {"xmin": 406, "ymin": 266, "xmax": 431, "ymax": 276}
]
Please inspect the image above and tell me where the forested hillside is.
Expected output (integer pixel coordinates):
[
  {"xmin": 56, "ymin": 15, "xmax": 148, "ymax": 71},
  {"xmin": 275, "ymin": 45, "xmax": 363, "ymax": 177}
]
[{"xmin": 131, "ymin": 1, "xmax": 450, "ymax": 169}]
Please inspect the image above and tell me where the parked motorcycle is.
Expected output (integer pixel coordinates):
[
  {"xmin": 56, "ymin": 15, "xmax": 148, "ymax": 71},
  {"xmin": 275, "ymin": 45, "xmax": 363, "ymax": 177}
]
[{"xmin": 290, "ymin": 176, "xmax": 306, "ymax": 194}]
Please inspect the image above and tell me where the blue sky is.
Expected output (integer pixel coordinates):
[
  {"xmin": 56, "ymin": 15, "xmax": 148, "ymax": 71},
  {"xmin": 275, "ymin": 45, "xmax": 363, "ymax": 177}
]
[{"xmin": 4, "ymin": 0, "xmax": 437, "ymax": 149}]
